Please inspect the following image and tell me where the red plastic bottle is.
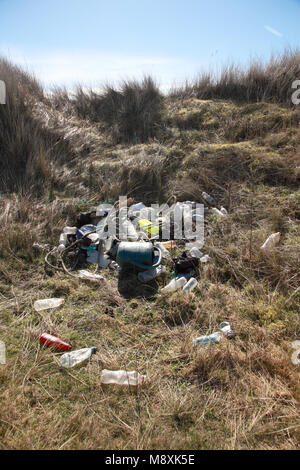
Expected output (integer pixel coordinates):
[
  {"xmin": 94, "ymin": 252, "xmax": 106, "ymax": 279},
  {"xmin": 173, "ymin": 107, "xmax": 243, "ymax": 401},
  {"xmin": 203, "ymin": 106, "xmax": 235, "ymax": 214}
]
[{"xmin": 40, "ymin": 333, "xmax": 72, "ymax": 351}]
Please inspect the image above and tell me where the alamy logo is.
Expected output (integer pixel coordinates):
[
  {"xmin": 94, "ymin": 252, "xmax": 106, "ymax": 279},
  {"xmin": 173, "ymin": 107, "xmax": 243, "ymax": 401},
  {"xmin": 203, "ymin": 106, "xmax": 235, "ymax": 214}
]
[
  {"xmin": 0, "ymin": 80, "xmax": 6, "ymax": 104},
  {"xmin": 291, "ymin": 80, "xmax": 300, "ymax": 105}
]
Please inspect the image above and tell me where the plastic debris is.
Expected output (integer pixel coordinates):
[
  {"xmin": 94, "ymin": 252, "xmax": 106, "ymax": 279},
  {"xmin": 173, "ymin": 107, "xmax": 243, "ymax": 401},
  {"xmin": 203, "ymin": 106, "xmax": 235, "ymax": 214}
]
[
  {"xmin": 0, "ymin": 341, "xmax": 6, "ymax": 365},
  {"xmin": 40, "ymin": 333, "xmax": 72, "ymax": 351},
  {"xmin": 34, "ymin": 298, "xmax": 64, "ymax": 312},
  {"xmin": 60, "ymin": 347, "xmax": 97, "ymax": 368},
  {"xmin": 193, "ymin": 332, "xmax": 222, "ymax": 346},
  {"xmin": 138, "ymin": 265, "xmax": 166, "ymax": 283},
  {"xmin": 189, "ymin": 247, "xmax": 203, "ymax": 259},
  {"xmin": 161, "ymin": 277, "xmax": 187, "ymax": 293},
  {"xmin": 101, "ymin": 370, "xmax": 146, "ymax": 386},
  {"xmin": 78, "ymin": 270, "xmax": 104, "ymax": 282},
  {"xmin": 220, "ymin": 322, "xmax": 235, "ymax": 339},
  {"xmin": 291, "ymin": 341, "xmax": 300, "ymax": 365},
  {"xmin": 200, "ymin": 255, "xmax": 211, "ymax": 263},
  {"xmin": 183, "ymin": 278, "xmax": 198, "ymax": 293},
  {"xmin": 202, "ymin": 192, "xmax": 215, "ymax": 206},
  {"xmin": 260, "ymin": 232, "xmax": 281, "ymax": 252}
]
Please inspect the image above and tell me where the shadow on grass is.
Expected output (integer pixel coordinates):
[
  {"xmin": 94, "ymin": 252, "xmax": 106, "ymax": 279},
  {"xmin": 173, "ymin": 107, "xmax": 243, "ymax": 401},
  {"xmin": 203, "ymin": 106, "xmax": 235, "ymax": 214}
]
[{"xmin": 117, "ymin": 266, "xmax": 158, "ymax": 300}]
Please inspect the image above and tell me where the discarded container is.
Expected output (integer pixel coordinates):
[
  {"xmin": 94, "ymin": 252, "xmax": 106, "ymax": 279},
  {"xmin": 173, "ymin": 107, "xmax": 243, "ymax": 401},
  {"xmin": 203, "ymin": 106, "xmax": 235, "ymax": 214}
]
[
  {"xmin": 176, "ymin": 269, "xmax": 195, "ymax": 281},
  {"xmin": 260, "ymin": 232, "xmax": 281, "ymax": 252},
  {"xmin": 138, "ymin": 265, "xmax": 166, "ymax": 283},
  {"xmin": 60, "ymin": 347, "xmax": 97, "ymax": 368},
  {"xmin": 211, "ymin": 208, "xmax": 226, "ymax": 218},
  {"xmin": 220, "ymin": 322, "xmax": 235, "ymax": 339},
  {"xmin": 200, "ymin": 255, "xmax": 211, "ymax": 263},
  {"xmin": 116, "ymin": 242, "xmax": 162, "ymax": 270},
  {"xmin": 87, "ymin": 251, "xmax": 111, "ymax": 268},
  {"xmin": 40, "ymin": 333, "xmax": 72, "ymax": 351},
  {"xmin": 101, "ymin": 370, "xmax": 146, "ymax": 386},
  {"xmin": 59, "ymin": 233, "xmax": 68, "ymax": 246},
  {"xmin": 0, "ymin": 341, "xmax": 6, "ymax": 365},
  {"xmin": 220, "ymin": 207, "xmax": 228, "ymax": 216},
  {"xmin": 202, "ymin": 192, "xmax": 215, "ymax": 206},
  {"xmin": 193, "ymin": 332, "xmax": 222, "ymax": 346},
  {"xmin": 119, "ymin": 218, "xmax": 139, "ymax": 242},
  {"xmin": 161, "ymin": 277, "xmax": 187, "ymax": 293},
  {"xmin": 78, "ymin": 270, "xmax": 104, "ymax": 282},
  {"xmin": 109, "ymin": 261, "xmax": 122, "ymax": 271},
  {"xmin": 34, "ymin": 298, "xmax": 64, "ymax": 312},
  {"xmin": 183, "ymin": 278, "xmax": 198, "ymax": 293},
  {"xmin": 63, "ymin": 227, "xmax": 77, "ymax": 235},
  {"xmin": 291, "ymin": 341, "xmax": 300, "ymax": 365},
  {"xmin": 189, "ymin": 247, "xmax": 203, "ymax": 259}
]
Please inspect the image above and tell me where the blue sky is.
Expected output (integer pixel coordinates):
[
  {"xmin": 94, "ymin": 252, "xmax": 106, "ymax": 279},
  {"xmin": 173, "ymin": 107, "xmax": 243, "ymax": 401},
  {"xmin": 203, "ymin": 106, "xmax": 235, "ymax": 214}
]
[{"xmin": 0, "ymin": 0, "xmax": 299, "ymax": 90}]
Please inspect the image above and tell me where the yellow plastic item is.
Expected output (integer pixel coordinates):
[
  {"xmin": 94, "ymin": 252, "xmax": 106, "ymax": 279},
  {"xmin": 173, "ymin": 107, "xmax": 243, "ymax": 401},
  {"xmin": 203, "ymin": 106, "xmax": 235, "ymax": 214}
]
[{"xmin": 138, "ymin": 219, "xmax": 159, "ymax": 237}]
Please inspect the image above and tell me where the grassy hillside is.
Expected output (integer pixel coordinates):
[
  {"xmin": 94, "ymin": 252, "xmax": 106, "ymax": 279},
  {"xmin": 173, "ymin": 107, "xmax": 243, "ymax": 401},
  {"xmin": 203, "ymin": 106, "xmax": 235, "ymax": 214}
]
[{"xmin": 0, "ymin": 54, "xmax": 299, "ymax": 450}]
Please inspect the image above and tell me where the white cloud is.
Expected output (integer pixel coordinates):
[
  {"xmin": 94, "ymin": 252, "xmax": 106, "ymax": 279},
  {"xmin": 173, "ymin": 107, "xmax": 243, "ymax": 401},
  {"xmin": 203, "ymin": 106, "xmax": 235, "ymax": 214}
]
[{"xmin": 264, "ymin": 25, "xmax": 283, "ymax": 37}]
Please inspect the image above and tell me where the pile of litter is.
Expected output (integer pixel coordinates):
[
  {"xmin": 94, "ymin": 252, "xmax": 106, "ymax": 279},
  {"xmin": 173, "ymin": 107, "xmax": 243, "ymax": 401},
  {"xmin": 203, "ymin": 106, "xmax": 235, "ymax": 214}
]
[{"xmin": 25, "ymin": 192, "xmax": 286, "ymax": 384}]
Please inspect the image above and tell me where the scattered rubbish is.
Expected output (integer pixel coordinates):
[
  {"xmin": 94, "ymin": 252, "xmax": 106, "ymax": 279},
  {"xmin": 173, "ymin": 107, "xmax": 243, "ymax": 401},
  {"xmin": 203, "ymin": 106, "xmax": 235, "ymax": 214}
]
[
  {"xmin": 161, "ymin": 277, "xmax": 187, "ymax": 293},
  {"xmin": 183, "ymin": 278, "xmax": 198, "ymax": 293},
  {"xmin": 138, "ymin": 265, "xmax": 166, "ymax": 283},
  {"xmin": 202, "ymin": 192, "xmax": 215, "ymax": 206},
  {"xmin": 174, "ymin": 253, "xmax": 199, "ymax": 275},
  {"xmin": 0, "ymin": 341, "xmax": 6, "ymax": 365},
  {"xmin": 193, "ymin": 332, "xmax": 222, "ymax": 346},
  {"xmin": 34, "ymin": 298, "xmax": 64, "ymax": 312},
  {"xmin": 220, "ymin": 322, "xmax": 235, "ymax": 339},
  {"xmin": 60, "ymin": 347, "xmax": 97, "ymax": 368},
  {"xmin": 200, "ymin": 255, "xmax": 211, "ymax": 263},
  {"xmin": 63, "ymin": 227, "xmax": 78, "ymax": 235},
  {"xmin": 260, "ymin": 232, "xmax": 281, "ymax": 252},
  {"xmin": 137, "ymin": 219, "xmax": 159, "ymax": 238},
  {"xmin": 116, "ymin": 241, "xmax": 162, "ymax": 270},
  {"xmin": 176, "ymin": 268, "xmax": 195, "ymax": 281},
  {"xmin": 220, "ymin": 207, "xmax": 228, "ymax": 216},
  {"xmin": 78, "ymin": 270, "xmax": 104, "ymax": 282},
  {"xmin": 40, "ymin": 333, "xmax": 72, "ymax": 351},
  {"xmin": 101, "ymin": 369, "xmax": 146, "ymax": 386},
  {"xmin": 189, "ymin": 247, "xmax": 203, "ymax": 259},
  {"xmin": 109, "ymin": 261, "xmax": 122, "ymax": 271},
  {"xmin": 211, "ymin": 207, "xmax": 227, "ymax": 218},
  {"xmin": 291, "ymin": 340, "xmax": 300, "ymax": 365}
]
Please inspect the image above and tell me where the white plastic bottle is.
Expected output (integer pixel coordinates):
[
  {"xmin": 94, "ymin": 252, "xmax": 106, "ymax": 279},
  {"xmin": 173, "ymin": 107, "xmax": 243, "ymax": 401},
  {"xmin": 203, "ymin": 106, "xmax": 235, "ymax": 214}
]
[
  {"xmin": 260, "ymin": 232, "xmax": 281, "ymax": 252},
  {"xmin": 161, "ymin": 277, "xmax": 187, "ymax": 293},
  {"xmin": 101, "ymin": 370, "xmax": 146, "ymax": 386},
  {"xmin": 34, "ymin": 298, "xmax": 64, "ymax": 312},
  {"xmin": 183, "ymin": 278, "xmax": 198, "ymax": 293},
  {"xmin": 193, "ymin": 332, "xmax": 222, "ymax": 346},
  {"xmin": 60, "ymin": 347, "xmax": 97, "ymax": 368},
  {"xmin": 211, "ymin": 208, "xmax": 226, "ymax": 218},
  {"xmin": 138, "ymin": 265, "xmax": 166, "ymax": 283},
  {"xmin": 0, "ymin": 341, "xmax": 6, "ymax": 365},
  {"xmin": 189, "ymin": 247, "xmax": 203, "ymax": 259}
]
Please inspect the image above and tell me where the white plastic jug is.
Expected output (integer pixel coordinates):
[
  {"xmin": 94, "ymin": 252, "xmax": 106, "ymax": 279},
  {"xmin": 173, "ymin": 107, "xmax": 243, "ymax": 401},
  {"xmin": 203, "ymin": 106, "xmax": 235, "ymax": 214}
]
[{"xmin": 101, "ymin": 370, "xmax": 146, "ymax": 386}]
